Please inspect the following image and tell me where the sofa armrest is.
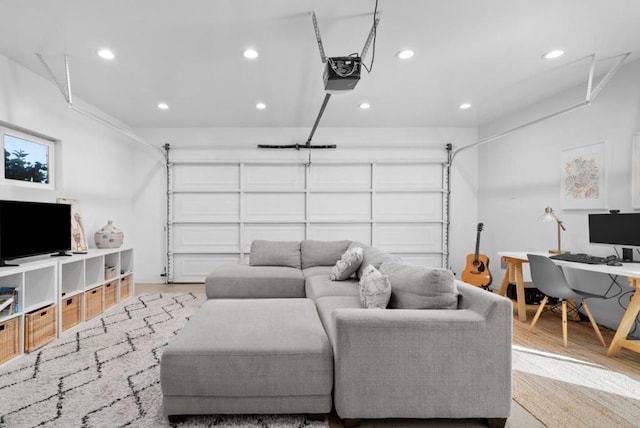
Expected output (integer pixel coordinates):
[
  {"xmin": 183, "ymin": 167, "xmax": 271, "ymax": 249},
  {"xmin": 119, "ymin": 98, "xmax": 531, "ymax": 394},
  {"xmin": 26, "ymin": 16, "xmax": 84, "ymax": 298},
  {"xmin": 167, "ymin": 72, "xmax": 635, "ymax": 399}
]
[{"xmin": 331, "ymin": 284, "xmax": 512, "ymax": 420}]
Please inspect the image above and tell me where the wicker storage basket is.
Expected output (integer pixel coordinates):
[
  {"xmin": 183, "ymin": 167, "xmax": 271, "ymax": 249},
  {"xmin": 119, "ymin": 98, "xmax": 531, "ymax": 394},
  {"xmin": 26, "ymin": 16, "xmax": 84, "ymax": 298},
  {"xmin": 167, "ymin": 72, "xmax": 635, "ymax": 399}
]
[
  {"xmin": 85, "ymin": 286, "xmax": 104, "ymax": 320},
  {"xmin": 0, "ymin": 316, "xmax": 19, "ymax": 364},
  {"xmin": 25, "ymin": 304, "xmax": 57, "ymax": 352},
  {"xmin": 104, "ymin": 281, "xmax": 117, "ymax": 309},
  {"xmin": 105, "ymin": 265, "xmax": 117, "ymax": 280},
  {"xmin": 61, "ymin": 295, "xmax": 81, "ymax": 332},
  {"xmin": 120, "ymin": 276, "xmax": 130, "ymax": 300}
]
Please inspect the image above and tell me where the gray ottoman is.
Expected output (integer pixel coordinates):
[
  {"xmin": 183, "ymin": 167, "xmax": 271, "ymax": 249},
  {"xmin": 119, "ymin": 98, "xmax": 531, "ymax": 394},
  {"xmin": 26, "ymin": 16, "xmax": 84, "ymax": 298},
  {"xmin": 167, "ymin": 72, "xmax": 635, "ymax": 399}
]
[{"xmin": 160, "ymin": 298, "xmax": 333, "ymax": 420}]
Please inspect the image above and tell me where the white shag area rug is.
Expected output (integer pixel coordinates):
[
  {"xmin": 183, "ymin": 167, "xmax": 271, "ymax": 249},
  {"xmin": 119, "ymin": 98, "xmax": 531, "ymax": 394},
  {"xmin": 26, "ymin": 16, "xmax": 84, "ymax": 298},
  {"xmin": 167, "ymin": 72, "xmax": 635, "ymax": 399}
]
[{"xmin": 0, "ymin": 293, "xmax": 328, "ymax": 428}]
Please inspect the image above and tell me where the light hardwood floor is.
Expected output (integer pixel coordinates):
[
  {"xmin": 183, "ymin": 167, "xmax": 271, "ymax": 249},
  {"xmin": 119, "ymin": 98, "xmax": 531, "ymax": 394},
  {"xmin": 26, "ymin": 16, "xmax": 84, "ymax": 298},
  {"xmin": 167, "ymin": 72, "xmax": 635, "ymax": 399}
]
[{"xmin": 137, "ymin": 283, "xmax": 640, "ymax": 427}]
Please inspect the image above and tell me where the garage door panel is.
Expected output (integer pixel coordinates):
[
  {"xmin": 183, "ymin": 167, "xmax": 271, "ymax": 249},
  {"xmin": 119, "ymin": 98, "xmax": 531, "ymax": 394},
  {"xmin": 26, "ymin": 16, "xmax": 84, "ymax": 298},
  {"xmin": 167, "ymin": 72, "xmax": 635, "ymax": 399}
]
[
  {"xmin": 375, "ymin": 223, "xmax": 443, "ymax": 253},
  {"xmin": 173, "ymin": 224, "xmax": 239, "ymax": 252},
  {"xmin": 309, "ymin": 192, "xmax": 371, "ymax": 221},
  {"xmin": 173, "ymin": 164, "xmax": 239, "ymax": 191},
  {"xmin": 243, "ymin": 223, "xmax": 306, "ymax": 252},
  {"xmin": 309, "ymin": 164, "xmax": 370, "ymax": 189},
  {"xmin": 375, "ymin": 192, "xmax": 441, "ymax": 221},
  {"xmin": 375, "ymin": 164, "xmax": 442, "ymax": 189},
  {"xmin": 244, "ymin": 193, "xmax": 305, "ymax": 221},
  {"xmin": 244, "ymin": 164, "xmax": 305, "ymax": 190},
  {"xmin": 308, "ymin": 223, "xmax": 371, "ymax": 244},
  {"xmin": 173, "ymin": 254, "xmax": 240, "ymax": 283},
  {"xmin": 173, "ymin": 193, "xmax": 239, "ymax": 221}
]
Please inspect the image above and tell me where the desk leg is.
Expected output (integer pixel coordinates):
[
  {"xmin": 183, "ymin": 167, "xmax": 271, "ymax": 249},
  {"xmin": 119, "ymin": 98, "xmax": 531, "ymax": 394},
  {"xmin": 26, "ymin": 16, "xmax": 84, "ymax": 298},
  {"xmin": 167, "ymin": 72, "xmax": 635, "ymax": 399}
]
[
  {"xmin": 608, "ymin": 286, "xmax": 640, "ymax": 357},
  {"xmin": 498, "ymin": 263, "xmax": 512, "ymax": 296},
  {"xmin": 514, "ymin": 262, "xmax": 527, "ymax": 323}
]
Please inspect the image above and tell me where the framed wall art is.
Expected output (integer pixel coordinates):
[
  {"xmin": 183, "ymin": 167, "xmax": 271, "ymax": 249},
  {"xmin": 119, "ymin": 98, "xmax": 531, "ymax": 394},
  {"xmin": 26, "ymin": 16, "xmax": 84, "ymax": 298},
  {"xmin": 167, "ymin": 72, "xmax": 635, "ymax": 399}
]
[{"xmin": 560, "ymin": 142, "xmax": 606, "ymax": 210}]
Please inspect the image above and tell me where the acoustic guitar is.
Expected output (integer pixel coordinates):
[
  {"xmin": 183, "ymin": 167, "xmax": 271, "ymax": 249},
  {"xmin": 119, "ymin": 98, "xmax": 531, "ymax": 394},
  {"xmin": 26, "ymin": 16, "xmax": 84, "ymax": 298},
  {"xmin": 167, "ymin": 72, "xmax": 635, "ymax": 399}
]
[{"xmin": 461, "ymin": 223, "xmax": 492, "ymax": 288}]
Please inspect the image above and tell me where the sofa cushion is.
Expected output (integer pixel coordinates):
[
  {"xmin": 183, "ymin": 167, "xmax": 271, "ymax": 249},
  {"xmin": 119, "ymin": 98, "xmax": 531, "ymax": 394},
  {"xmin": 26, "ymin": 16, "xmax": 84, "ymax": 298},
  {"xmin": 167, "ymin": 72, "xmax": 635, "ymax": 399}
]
[
  {"xmin": 313, "ymin": 296, "xmax": 362, "ymax": 349},
  {"xmin": 379, "ymin": 261, "xmax": 458, "ymax": 309},
  {"xmin": 205, "ymin": 264, "xmax": 305, "ymax": 299},
  {"xmin": 303, "ymin": 265, "xmax": 333, "ymax": 279},
  {"xmin": 250, "ymin": 240, "xmax": 301, "ymax": 269},
  {"xmin": 329, "ymin": 246, "xmax": 363, "ymax": 281},
  {"xmin": 358, "ymin": 265, "xmax": 392, "ymax": 309},
  {"xmin": 349, "ymin": 242, "xmax": 401, "ymax": 279},
  {"xmin": 305, "ymin": 274, "xmax": 359, "ymax": 300},
  {"xmin": 301, "ymin": 240, "xmax": 351, "ymax": 269}
]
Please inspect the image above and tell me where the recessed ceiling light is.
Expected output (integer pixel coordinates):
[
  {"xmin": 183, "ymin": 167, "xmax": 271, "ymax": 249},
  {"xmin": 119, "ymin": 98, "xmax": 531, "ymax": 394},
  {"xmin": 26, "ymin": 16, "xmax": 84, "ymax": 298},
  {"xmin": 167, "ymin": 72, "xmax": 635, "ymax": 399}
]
[
  {"xmin": 157, "ymin": 102, "xmax": 169, "ymax": 110},
  {"xmin": 97, "ymin": 48, "xmax": 115, "ymax": 60},
  {"xmin": 359, "ymin": 102, "xmax": 371, "ymax": 110},
  {"xmin": 396, "ymin": 49, "xmax": 414, "ymax": 59},
  {"xmin": 256, "ymin": 102, "xmax": 266, "ymax": 110},
  {"xmin": 542, "ymin": 50, "xmax": 564, "ymax": 60},
  {"xmin": 459, "ymin": 103, "xmax": 472, "ymax": 110},
  {"xmin": 244, "ymin": 48, "xmax": 259, "ymax": 59}
]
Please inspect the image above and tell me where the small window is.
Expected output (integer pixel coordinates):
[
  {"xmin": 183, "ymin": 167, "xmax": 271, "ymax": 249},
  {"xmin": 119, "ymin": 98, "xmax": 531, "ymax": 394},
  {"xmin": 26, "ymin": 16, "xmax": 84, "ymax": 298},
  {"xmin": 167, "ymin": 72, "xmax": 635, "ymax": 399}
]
[{"xmin": 1, "ymin": 128, "xmax": 55, "ymax": 189}]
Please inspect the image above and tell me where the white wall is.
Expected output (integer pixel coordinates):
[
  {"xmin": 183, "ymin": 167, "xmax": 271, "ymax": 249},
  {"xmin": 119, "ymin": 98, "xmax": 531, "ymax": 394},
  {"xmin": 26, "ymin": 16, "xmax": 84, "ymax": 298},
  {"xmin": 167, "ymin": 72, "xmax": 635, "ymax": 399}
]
[
  {"xmin": 478, "ymin": 58, "xmax": 640, "ymax": 333},
  {"xmin": 0, "ymin": 54, "xmax": 136, "ymax": 252},
  {"xmin": 132, "ymin": 127, "xmax": 479, "ymax": 283}
]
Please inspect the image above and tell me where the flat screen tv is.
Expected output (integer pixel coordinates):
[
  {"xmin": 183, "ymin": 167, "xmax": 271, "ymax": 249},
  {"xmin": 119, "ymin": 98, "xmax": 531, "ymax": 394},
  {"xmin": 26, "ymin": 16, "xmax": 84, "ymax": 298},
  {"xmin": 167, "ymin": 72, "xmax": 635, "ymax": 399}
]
[
  {"xmin": 588, "ymin": 213, "xmax": 640, "ymax": 247},
  {"xmin": 0, "ymin": 200, "xmax": 71, "ymax": 266}
]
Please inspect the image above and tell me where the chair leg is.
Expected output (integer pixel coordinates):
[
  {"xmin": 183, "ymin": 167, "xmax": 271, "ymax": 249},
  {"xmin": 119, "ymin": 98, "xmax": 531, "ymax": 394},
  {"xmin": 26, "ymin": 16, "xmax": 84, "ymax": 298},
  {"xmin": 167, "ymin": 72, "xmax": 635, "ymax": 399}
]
[
  {"xmin": 562, "ymin": 300, "xmax": 568, "ymax": 347},
  {"xmin": 529, "ymin": 296, "xmax": 548, "ymax": 330},
  {"xmin": 581, "ymin": 301, "xmax": 606, "ymax": 346}
]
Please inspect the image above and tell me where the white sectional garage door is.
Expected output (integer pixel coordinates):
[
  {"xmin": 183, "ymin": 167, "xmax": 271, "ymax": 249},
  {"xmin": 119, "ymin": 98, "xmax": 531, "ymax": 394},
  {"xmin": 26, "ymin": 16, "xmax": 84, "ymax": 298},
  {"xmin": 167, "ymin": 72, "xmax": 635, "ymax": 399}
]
[{"xmin": 168, "ymin": 159, "xmax": 448, "ymax": 282}]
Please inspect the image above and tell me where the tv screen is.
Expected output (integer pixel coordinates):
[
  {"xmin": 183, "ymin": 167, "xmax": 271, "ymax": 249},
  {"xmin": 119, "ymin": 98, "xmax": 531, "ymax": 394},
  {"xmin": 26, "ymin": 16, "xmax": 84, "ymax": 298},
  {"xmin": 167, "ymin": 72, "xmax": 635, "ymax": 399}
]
[
  {"xmin": 588, "ymin": 213, "xmax": 640, "ymax": 247},
  {"xmin": 0, "ymin": 200, "xmax": 71, "ymax": 263}
]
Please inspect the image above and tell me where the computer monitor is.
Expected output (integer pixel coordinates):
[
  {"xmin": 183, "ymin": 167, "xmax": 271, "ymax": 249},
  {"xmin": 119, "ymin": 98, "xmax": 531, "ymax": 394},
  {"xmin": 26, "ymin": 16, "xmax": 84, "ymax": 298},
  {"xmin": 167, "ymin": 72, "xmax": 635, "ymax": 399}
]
[{"xmin": 588, "ymin": 213, "xmax": 640, "ymax": 247}]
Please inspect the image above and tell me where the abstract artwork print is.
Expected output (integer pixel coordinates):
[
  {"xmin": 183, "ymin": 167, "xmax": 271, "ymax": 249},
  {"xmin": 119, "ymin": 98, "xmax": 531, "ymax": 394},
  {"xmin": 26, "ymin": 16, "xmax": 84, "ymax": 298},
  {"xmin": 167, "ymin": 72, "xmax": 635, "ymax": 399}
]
[{"xmin": 560, "ymin": 142, "xmax": 606, "ymax": 209}]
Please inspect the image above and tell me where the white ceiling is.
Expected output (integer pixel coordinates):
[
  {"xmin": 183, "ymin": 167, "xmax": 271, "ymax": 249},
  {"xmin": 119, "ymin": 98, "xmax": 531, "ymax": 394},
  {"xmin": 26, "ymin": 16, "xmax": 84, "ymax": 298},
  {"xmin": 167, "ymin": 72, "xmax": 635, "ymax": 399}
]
[{"xmin": 1, "ymin": 0, "xmax": 639, "ymax": 129}]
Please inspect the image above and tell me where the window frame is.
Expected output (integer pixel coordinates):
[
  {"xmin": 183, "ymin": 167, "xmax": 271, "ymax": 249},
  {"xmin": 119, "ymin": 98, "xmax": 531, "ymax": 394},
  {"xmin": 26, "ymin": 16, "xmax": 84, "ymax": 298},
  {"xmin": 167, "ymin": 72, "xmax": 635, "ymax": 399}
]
[{"xmin": 1, "ymin": 127, "xmax": 56, "ymax": 190}]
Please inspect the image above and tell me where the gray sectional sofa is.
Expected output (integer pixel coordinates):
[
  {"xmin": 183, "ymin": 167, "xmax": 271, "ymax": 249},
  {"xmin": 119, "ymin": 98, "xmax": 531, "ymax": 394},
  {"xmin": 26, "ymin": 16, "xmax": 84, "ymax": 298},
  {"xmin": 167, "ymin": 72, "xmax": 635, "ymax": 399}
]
[{"xmin": 161, "ymin": 240, "xmax": 512, "ymax": 427}]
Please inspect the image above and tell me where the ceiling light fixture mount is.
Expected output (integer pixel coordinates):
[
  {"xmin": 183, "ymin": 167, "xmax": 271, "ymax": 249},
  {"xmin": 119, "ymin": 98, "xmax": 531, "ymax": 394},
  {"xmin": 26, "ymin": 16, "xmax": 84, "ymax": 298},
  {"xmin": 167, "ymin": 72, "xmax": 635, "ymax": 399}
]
[
  {"xmin": 459, "ymin": 103, "xmax": 472, "ymax": 110},
  {"xmin": 157, "ymin": 103, "xmax": 169, "ymax": 110},
  {"xmin": 255, "ymin": 102, "xmax": 266, "ymax": 110},
  {"xmin": 243, "ymin": 48, "xmax": 259, "ymax": 59},
  {"xmin": 396, "ymin": 49, "xmax": 414, "ymax": 59},
  {"xmin": 543, "ymin": 50, "xmax": 564, "ymax": 60},
  {"xmin": 97, "ymin": 48, "xmax": 115, "ymax": 60},
  {"xmin": 359, "ymin": 102, "xmax": 371, "ymax": 109}
]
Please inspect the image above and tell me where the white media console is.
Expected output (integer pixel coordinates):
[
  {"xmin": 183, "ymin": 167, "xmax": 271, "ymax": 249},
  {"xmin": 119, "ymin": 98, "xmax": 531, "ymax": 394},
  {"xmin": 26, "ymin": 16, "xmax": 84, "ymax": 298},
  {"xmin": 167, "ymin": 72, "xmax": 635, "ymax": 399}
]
[{"xmin": 0, "ymin": 247, "xmax": 134, "ymax": 365}]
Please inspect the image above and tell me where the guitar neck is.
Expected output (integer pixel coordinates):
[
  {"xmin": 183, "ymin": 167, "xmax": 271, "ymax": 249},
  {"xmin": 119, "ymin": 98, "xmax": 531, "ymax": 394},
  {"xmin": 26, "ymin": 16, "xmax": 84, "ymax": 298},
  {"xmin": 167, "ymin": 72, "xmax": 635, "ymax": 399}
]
[{"xmin": 474, "ymin": 231, "xmax": 481, "ymax": 260}]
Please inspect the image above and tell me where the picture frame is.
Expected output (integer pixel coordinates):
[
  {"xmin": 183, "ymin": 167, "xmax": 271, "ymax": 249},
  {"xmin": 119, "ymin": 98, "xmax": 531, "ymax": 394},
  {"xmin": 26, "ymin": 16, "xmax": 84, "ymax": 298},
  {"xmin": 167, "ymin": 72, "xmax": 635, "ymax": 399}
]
[
  {"xmin": 560, "ymin": 142, "xmax": 606, "ymax": 210},
  {"xmin": 632, "ymin": 133, "xmax": 640, "ymax": 208}
]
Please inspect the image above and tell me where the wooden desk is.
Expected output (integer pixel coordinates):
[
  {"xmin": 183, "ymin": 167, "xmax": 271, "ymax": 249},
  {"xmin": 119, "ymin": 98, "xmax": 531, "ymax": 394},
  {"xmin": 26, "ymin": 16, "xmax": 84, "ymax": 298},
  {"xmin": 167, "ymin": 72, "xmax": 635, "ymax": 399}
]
[{"xmin": 497, "ymin": 251, "xmax": 640, "ymax": 357}]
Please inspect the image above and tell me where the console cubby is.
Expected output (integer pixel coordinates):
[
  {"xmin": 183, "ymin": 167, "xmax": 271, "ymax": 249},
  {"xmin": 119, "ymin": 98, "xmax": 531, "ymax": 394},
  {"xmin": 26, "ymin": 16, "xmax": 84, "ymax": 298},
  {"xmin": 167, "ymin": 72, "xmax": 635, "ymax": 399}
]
[
  {"xmin": 85, "ymin": 258, "xmax": 103, "ymax": 288},
  {"xmin": 60, "ymin": 261, "xmax": 84, "ymax": 297},
  {"xmin": 0, "ymin": 272, "xmax": 22, "ymax": 321},
  {"xmin": 23, "ymin": 266, "xmax": 56, "ymax": 313},
  {"xmin": 120, "ymin": 249, "xmax": 134, "ymax": 275}
]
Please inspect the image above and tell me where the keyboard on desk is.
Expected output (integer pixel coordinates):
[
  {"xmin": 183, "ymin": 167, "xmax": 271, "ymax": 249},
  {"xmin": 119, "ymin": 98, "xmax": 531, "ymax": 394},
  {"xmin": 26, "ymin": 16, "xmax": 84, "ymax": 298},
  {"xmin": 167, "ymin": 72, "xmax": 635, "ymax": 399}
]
[{"xmin": 549, "ymin": 253, "xmax": 607, "ymax": 264}]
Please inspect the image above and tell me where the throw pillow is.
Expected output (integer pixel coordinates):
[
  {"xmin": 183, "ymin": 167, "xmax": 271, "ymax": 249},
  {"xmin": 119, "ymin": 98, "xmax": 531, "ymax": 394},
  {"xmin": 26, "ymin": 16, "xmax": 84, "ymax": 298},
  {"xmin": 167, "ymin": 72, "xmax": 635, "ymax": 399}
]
[
  {"xmin": 329, "ymin": 246, "xmax": 363, "ymax": 280},
  {"xmin": 379, "ymin": 261, "xmax": 458, "ymax": 309},
  {"xmin": 358, "ymin": 264, "xmax": 392, "ymax": 309},
  {"xmin": 249, "ymin": 240, "xmax": 301, "ymax": 269}
]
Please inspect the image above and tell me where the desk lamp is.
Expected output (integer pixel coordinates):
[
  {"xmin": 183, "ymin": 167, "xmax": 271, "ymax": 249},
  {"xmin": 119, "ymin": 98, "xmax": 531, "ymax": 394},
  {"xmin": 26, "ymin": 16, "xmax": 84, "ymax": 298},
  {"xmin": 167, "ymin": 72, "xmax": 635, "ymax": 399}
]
[{"xmin": 541, "ymin": 206, "xmax": 569, "ymax": 254}]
